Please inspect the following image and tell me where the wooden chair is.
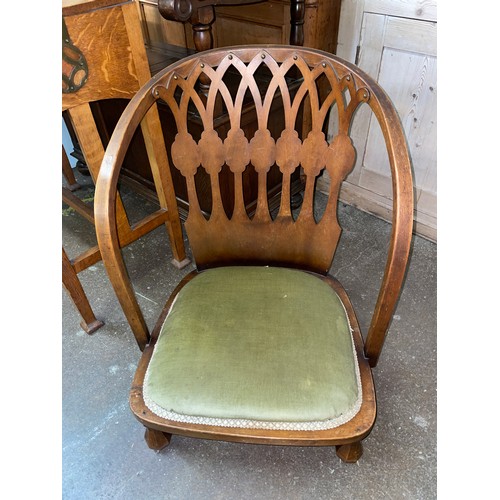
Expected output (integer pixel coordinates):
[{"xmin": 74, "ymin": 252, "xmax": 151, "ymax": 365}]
[
  {"xmin": 94, "ymin": 46, "xmax": 413, "ymax": 462},
  {"xmin": 62, "ymin": 0, "xmax": 189, "ymax": 333}
]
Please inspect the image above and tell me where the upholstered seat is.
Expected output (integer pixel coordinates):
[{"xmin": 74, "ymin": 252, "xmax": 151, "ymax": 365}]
[{"xmin": 143, "ymin": 266, "xmax": 362, "ymax": 430}]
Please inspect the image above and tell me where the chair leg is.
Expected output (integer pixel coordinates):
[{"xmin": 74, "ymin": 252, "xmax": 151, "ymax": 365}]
[
  {"xmin": 336, "ymin": 441, "xmax": 363, "ymax": 463},
  {"xmin": 144, "ymin": 427, "xmax": 172, "ymax": 451},
  {"xmin": 62, "ymin": 248, "xmax": 104, "ymax": 334}
]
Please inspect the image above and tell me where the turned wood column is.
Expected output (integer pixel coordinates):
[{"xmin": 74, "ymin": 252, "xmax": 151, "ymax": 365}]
[
  {"xmin": 290, "ymin": 0, "xmax": 305, "ymax": 46},
  {"xmin": 157, "ymin": 1, "xmax": 307, "ymax": 54}
]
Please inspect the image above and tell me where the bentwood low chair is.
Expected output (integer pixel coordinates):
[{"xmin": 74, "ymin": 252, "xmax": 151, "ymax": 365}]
[{"xmin": 95, "ymin": 46, "xmax": 413, "ymax": 462}]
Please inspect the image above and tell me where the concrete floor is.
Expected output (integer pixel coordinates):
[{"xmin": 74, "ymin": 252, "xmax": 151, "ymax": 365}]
[{"xmin": 62, "ymin": 170, "xmax": 437, "ymax": 499}]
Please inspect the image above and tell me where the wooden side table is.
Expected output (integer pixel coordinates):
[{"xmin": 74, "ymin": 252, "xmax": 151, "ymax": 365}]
[{"xmin": 62, "ymin": 0, "xmax": 190, "ymax": 335}]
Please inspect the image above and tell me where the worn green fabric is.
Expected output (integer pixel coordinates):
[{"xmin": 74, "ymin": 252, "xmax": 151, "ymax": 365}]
[{"xmin": 145, "ymin": 266, "xmax": 359, "ymax": 423}]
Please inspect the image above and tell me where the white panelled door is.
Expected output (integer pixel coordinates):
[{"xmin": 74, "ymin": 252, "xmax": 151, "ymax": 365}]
[{"xmin": 325, "ymin": 0, "xmax": 437, "ymax": 241}]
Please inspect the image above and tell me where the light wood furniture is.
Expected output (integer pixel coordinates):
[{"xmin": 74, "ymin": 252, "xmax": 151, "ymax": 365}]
[
  {"xmin": 62, "ymin": 0, "xmax": 189, "ymax": 333},
  {"xmin": 320, "ymin": 0, "xmax": 437, "ymax": 241},
  {"xmin": 95, "ymin": 45, "xmax": 413, "ymax": 461}
]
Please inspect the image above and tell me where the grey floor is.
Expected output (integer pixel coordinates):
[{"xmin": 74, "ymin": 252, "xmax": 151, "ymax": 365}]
[{"xmin": 62, "ymin": 170, "xmax": 437, "ymax": 499}]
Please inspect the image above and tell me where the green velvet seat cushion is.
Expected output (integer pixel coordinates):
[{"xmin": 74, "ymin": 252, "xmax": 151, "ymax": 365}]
[{"xmin": 143, "ymin": 266, "xmax": 362, "ymax": 430}]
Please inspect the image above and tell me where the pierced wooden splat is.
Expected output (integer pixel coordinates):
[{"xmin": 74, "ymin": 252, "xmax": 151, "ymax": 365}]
[
  {"xmin": 275, "ymin": 128, "xmax": 301, "ymax": 218},
  {"xmin": 152, "ymin": 49, "xmax": 369, "ymax": 272}
]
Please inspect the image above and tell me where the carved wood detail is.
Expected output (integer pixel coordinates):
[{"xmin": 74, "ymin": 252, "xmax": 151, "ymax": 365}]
[{"xmin": 152, "ymin": 49, "xmax": 369, "ymax": 272}]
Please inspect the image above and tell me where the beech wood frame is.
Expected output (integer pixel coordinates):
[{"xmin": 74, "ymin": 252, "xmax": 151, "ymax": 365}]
[{"xmin": 94, "ymin": 45, "xmax": 414, "ymax": 461}]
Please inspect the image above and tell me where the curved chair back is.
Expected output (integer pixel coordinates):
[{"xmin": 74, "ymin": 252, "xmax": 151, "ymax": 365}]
[{"xmin": 96, "ymin": 46, "xmax": 414, "ymax": 364}]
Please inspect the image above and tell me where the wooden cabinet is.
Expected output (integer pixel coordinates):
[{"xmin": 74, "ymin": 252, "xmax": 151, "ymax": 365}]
[
  {"xmin": 137, "ymin": 0, "xmax": 189, "ymax": 48},
  {"xmin": 319, "ymin": 0, "xmax": 437, "ymax": 241},
  {"xmin": 213, "ymin": 0, "xmax": 340, "ymax": 51},
  {"xmin": 213, "ymin": 2, "xmax": 294, "ymax": 47},
  {"xmin": 137, "ymin": 0, "xmax": 342, "ymax": 53}
]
